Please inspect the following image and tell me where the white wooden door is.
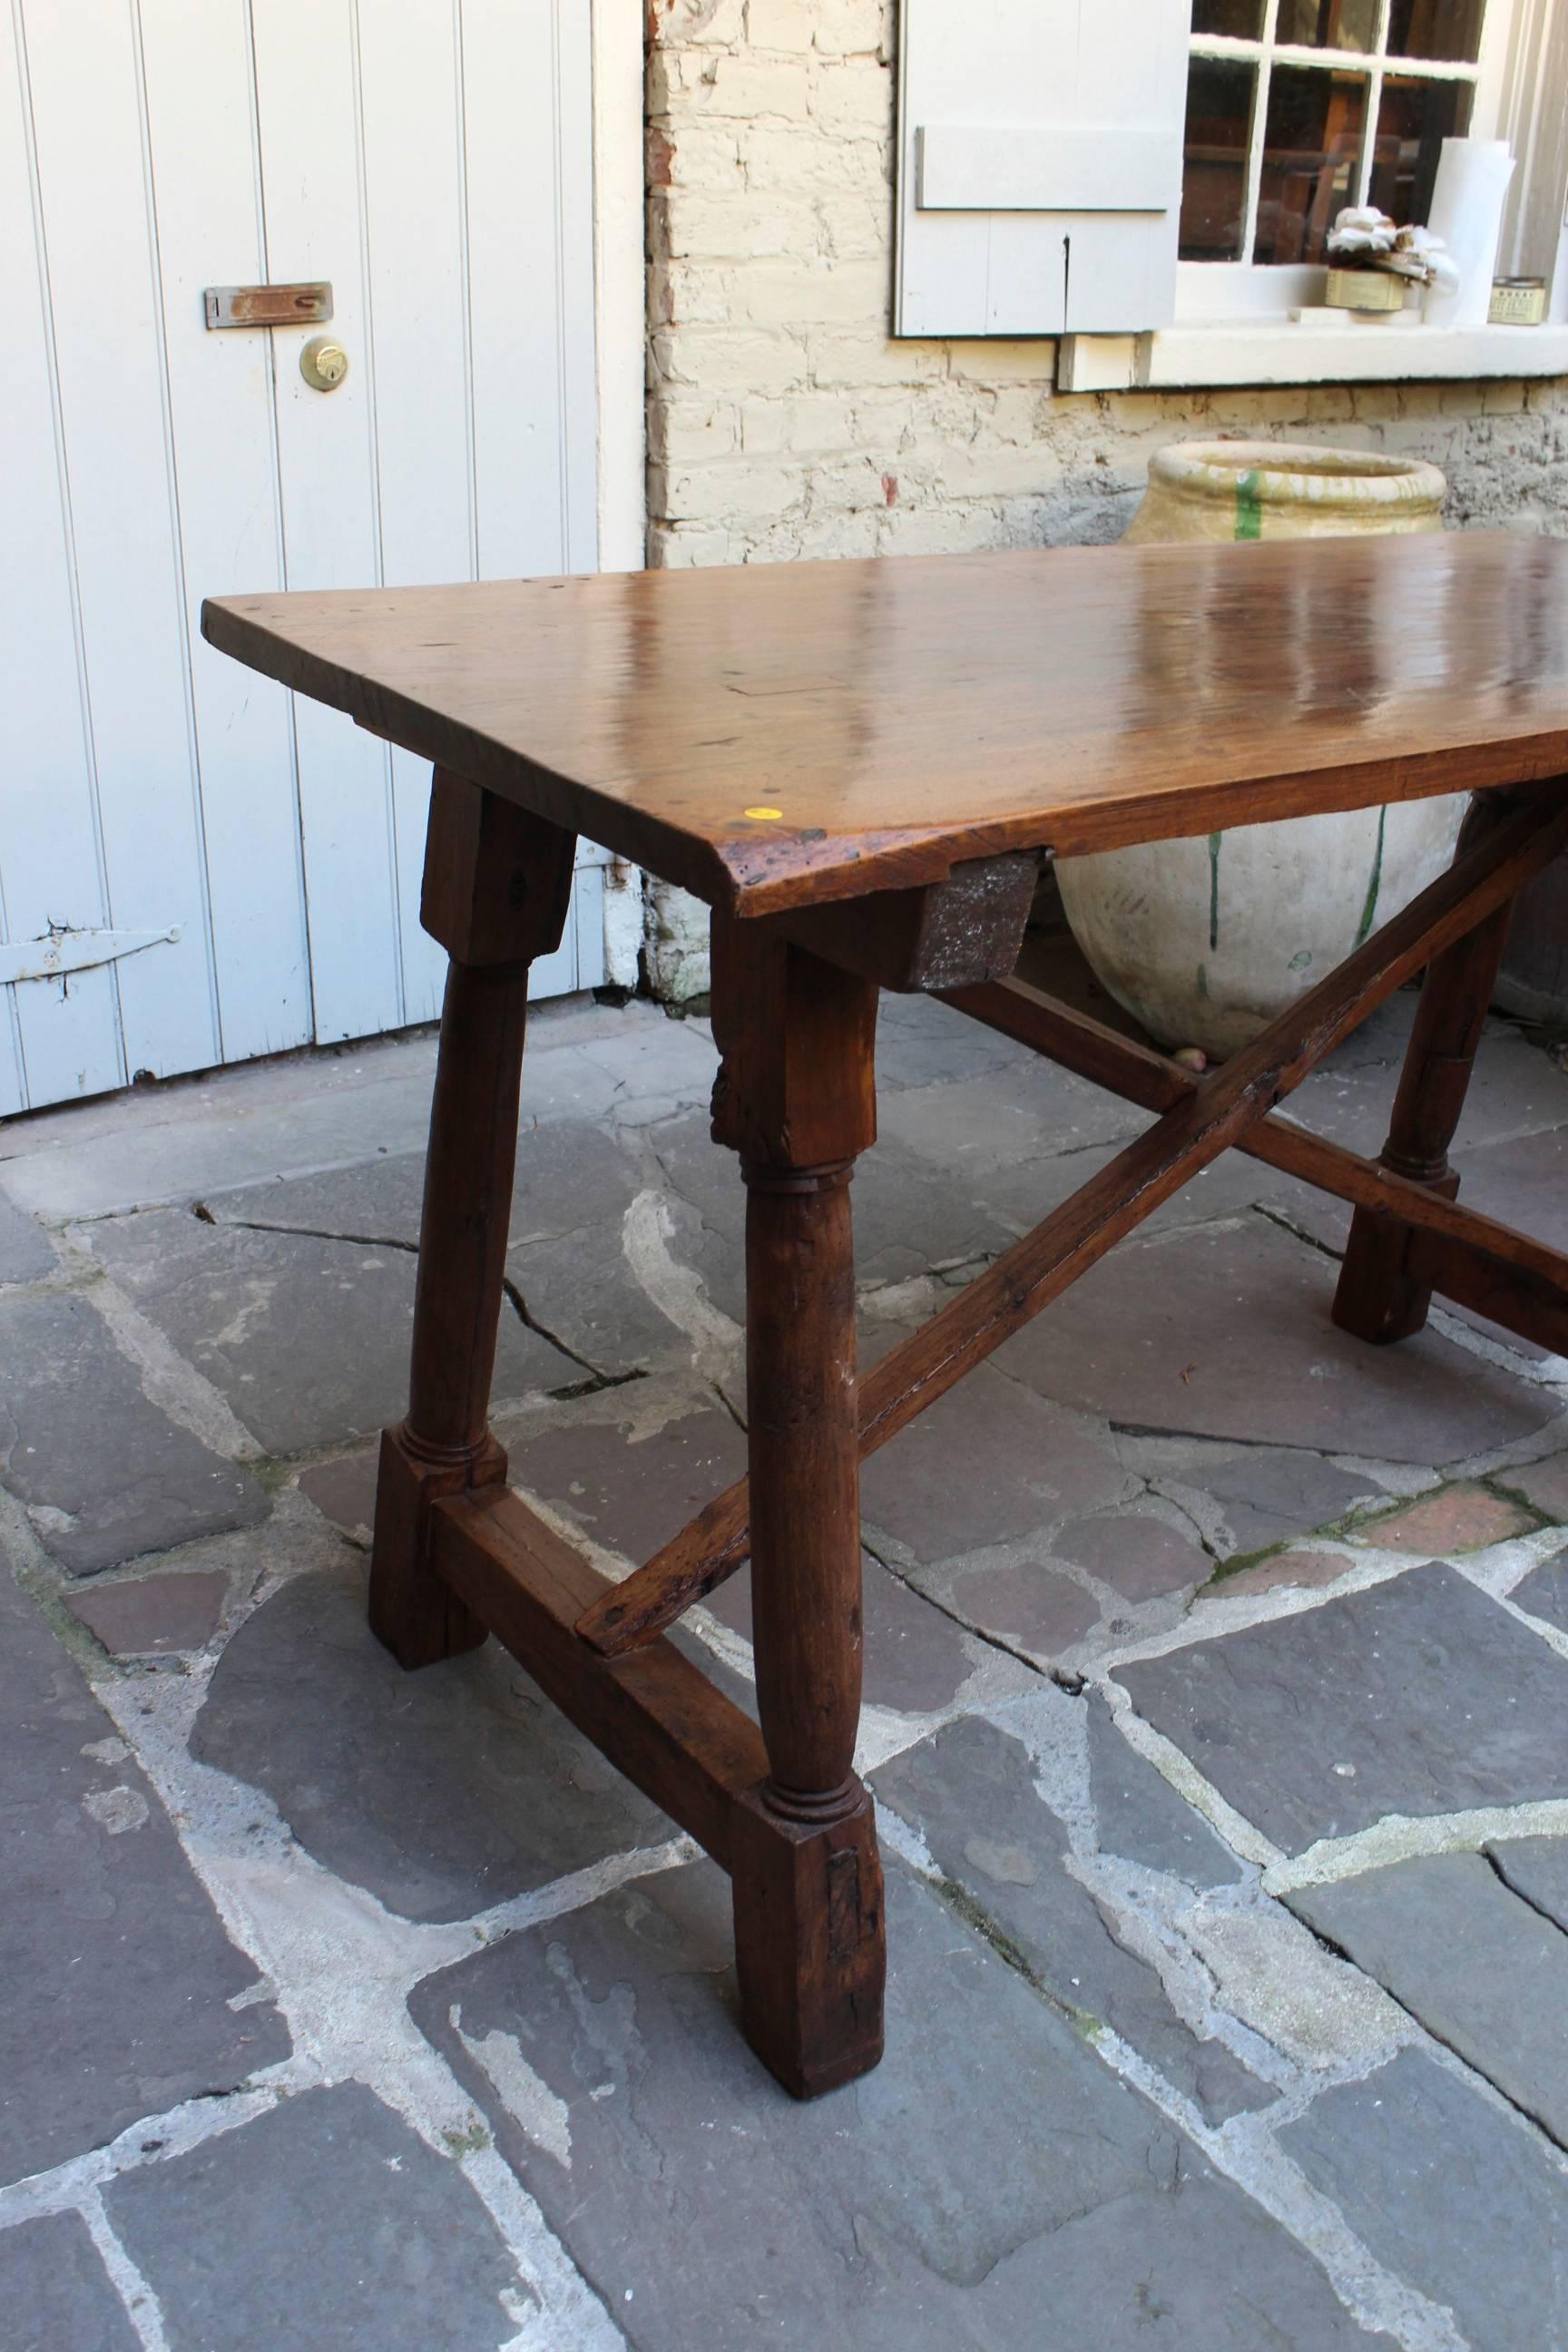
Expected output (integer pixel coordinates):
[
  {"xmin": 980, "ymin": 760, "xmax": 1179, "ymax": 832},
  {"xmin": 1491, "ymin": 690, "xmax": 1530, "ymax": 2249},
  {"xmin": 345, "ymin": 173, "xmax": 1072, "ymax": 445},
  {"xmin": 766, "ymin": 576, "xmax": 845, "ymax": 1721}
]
[{"xmin": 1, "ymin": 0, "xmax": 602, "ymax": 1117}]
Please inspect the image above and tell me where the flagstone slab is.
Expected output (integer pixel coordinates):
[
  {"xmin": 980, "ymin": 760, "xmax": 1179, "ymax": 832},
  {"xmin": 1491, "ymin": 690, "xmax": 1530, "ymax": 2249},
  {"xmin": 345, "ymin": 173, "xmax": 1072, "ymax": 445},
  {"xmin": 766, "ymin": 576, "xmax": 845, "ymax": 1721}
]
[
  {"xmin": 0, "ymin": 1552, "xmax": 289, "ymax": 2185},
  {"xmin": 190, "ymin": 1563, "xmax": 677, "ymax": 1923},
  {"xmin": 1504, "ymin": 1450, "xmax": 1568, "ymax": 1522},
  {"xmin": 1115, "ymin": 1565, "xmax": 1568, "ymax": 1854},
  {"xmin": 105, "ymin": 2085, "xmax": 521, "ymax": 2352},
  {"xmin": 995, "ymin": 1215, "xmax": 1551, "ymax": 1463},
  {"xmin": 1283, "ymin": 2048, "xmax": 1568, "ymax": 2352},
  {"xmin": 86, "ymin": 1211, "xmax": 565, "ymax": 1456},
  {"xmin": 0, "ymin": 1190, "xmax": 54, "ymax": 1285},
  {"xmin": 652, "ymin": 1109, "xmax": 1014, "ymax": 1319},
  {"xmin": 924, "ymin": 1556, "xmax": 1102, "ymax": 1659},
  {"xmin": 858, "ymin": 1365, "xmax": 1133, "ymax": 1565},
  {"xmin": 1287, "ymin": 1852, "xmax": 1568, "ymax": 2149},
  {"xmin": 201, "ymin": 1122, "xmax": 683, "ymax": 1377},
  {"xmin": 1086, "ymin": 1696, "xmax": 1241, "ymax": 1887},
  {"xmin": 411, "ymin": 1857, "xmax": 1384, "ymax": 2352},
  {"xmin": 701, "ymin": 1550, "xmax": 1004, "ymax": 1719},
  {"xmin": 1488, "ymin": 1835, "xmax": 1568, "ymax": 1935},
  {"xmin": 1511, "ymin": 1546, "xmax": 1568, "ymax": 1632},
  {"xmin": 876, "ymin": 1717, "xmax": 1269, "ymax": 2121},
  {"xmin": 501, "ymin": 1396, "xmax": 749, "ymax": 1573},
  {"xmin": 0, "ymin": 1289, "xmax": 267, "ymax": 1573},
  {"xmin": 0, "ymin": 2213, "xmax": 140, "ymax": 2352},
  {"xmin": 1142, "ymin": 1440, "xmax": 1385, "ymax": 1559}
]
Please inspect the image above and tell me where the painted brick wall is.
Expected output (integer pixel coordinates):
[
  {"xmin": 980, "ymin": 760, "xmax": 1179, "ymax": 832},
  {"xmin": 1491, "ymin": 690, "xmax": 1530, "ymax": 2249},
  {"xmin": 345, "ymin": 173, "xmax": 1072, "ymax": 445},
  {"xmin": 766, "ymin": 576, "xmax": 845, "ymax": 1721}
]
[
  {"xmin": 647, "ymin": 0, "xmax": 1568, "ymax": 564},
  {"xmin": 641, "ymin": 0, "xmax": 1568, "ymax": 990}
]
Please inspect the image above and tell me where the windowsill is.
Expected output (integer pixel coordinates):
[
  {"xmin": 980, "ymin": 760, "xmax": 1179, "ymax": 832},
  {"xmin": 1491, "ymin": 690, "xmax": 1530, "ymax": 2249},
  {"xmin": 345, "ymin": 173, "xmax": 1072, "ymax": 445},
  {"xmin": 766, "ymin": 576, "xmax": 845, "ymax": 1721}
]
[{"xmin": 1059, "ymin": 318, "xmax": 1568, "ymax": 393}]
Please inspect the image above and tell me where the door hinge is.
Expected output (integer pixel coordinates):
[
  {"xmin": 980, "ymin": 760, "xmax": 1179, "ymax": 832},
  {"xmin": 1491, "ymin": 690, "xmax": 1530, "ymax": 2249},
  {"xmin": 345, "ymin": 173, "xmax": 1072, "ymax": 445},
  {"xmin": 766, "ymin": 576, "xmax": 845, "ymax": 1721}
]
[{"xmin": 0, "ymin": 924, "xmax": 181, "ymax": 988}]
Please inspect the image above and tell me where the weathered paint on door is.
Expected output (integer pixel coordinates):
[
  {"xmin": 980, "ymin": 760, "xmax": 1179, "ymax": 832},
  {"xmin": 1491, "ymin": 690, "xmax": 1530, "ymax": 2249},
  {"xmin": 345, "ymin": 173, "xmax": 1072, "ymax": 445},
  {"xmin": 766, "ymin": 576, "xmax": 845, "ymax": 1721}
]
[{"xmin": 1, "ymin": 0, "xmax": 601, "ymax": 1117}]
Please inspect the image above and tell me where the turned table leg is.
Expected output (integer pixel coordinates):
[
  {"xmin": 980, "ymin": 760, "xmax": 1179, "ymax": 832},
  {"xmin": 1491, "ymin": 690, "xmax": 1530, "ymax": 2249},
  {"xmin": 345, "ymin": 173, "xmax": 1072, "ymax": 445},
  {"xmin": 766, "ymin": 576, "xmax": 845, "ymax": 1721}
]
[
  {"xmin": 1333, "ymin": 791, "xmax": 1523, "ymax": 1346},
  {"xmin": 710, "ymin": 914, "xmax": 886, "ymax": 2098},
  {"xmin": 370, "ymin": 771, "xmax": 575, "ymax": 1669}
]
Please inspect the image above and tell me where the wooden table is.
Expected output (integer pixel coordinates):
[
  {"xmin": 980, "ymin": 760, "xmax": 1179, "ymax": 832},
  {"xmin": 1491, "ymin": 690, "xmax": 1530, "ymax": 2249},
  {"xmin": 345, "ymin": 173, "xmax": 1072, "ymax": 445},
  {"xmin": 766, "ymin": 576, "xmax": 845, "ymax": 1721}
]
[{"xmin": 206, "ymin": 531, "xmax": 1568, "ymax": 2100}]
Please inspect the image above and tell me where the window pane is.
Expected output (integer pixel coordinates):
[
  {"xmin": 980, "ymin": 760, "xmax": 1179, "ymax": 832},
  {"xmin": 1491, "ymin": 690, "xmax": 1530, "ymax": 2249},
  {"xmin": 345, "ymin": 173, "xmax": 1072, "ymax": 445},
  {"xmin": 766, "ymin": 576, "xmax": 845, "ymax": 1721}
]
[
  {"xmin": 1181, "ymin": 57, "xmax": 1257, "ymax": 260},
  {"xmin": 1191, "ymin": 0, "xmax": 1264, "ymax": 32},
  {"xmin": 1387, "ymin": 0, "xmax": 1486, "ymax": 62},
  {"xmin": 1369, "ymin": 72, "xmax": 1473, "ymax": 222},
  {"xmin": 1275, "ymin": 0, "xmax": 1379, "ymax": 50},
  {"xmin": 1253, "ymin": 65, "xmax": 1367, "ymax": 263}
]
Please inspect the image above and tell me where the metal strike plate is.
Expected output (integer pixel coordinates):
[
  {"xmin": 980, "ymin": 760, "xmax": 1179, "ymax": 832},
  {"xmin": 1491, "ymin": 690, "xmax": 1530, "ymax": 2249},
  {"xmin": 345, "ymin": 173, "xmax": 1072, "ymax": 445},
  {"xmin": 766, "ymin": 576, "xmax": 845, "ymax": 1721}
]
[{"xmin": 204, "ymin": 281, "xmax": 333, "ymax": 329}]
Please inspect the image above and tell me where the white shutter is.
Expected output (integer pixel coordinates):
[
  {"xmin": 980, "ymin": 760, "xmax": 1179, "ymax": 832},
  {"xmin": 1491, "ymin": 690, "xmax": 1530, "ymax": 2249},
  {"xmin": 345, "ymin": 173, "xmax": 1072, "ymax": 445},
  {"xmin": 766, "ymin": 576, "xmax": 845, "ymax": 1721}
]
[{"xmin": 896, "ymin": 0, "xmax": 1191, "ymax": 338}]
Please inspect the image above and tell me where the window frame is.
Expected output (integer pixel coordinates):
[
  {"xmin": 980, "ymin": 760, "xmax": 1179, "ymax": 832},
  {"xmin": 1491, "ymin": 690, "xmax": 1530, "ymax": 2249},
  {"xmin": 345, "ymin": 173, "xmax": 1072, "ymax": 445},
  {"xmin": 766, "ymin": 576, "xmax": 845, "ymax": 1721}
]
[
  {"xmin": 1178, "ymin": 0, "xmax": 1502, "ymax": 307},
  {"xmin": 1057, "ymin": 0, "xmax": 1568, "ymax": 383}
]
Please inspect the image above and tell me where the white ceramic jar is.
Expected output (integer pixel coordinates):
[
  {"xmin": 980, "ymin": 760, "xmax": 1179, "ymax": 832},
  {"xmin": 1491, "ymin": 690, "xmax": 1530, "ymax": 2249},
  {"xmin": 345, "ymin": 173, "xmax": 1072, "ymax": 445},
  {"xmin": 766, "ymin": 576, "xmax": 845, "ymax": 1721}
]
[{"xmin": 1054, "ymin": 441, "xmax": 1465, "ymax": 1059}]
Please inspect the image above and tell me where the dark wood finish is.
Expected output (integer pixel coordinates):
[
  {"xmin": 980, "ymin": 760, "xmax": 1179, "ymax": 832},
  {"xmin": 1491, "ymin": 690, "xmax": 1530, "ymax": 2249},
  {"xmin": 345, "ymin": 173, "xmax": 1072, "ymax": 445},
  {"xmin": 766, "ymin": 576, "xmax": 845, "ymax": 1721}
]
[
  {"xmin": 777, "ymin": 852, "xmax": 1037, "ymax": 992},
  {"xmin": 203, "ymin": 533, "xmax": 1568, "ymax": 916},
  {"xmin": 730, "ymin": 1786, "xmax": 886, "ymax": 2101},
  {"xmin": 709, "ymin": 913, "xmax": 878, "ymax": 1171},
  {"xmin": 578, "ymin": 789, "xmax": 1568, "ymax": 1659},
  {"xmin": 211, "ymin": 538, "xmax": 1568, "ymax": 2107},
  {"xmin": 710, "ymin": 916, "xmax": 885, "ymax": 2090},
  {"xmin": 1333, "ymin": 792, "xmax": 1523, "ymax": 1345},
  {"xmin": 420, "ymin": 768, "xmax": 577, "ymax": 969},
  {"xmin": 369, "ymin": 779, "xmax": 575, "ymax": 1671},
  {"xmin": 432, "ymin": 1485, "xmax": 768, "ymax": 1869}
]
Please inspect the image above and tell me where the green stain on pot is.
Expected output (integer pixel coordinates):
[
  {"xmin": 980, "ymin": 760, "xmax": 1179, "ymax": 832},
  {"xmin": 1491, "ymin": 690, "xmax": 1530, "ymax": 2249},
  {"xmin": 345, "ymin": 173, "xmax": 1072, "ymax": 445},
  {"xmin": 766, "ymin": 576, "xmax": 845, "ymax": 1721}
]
[
  {"xmin": 1207, "ymin": 830, "xmax": 1223, "ymax": 950},
  {"xmin": 1355, "ymin": 806, "xmax": 1388, "ymax": 946},
  {"xmin": 1197, "ymin": 962, "xmax": 1210, "ymax": 999},
  {"xmin": 1235, "ymin": 470, "xmax": 1263, "ymax": 541}
]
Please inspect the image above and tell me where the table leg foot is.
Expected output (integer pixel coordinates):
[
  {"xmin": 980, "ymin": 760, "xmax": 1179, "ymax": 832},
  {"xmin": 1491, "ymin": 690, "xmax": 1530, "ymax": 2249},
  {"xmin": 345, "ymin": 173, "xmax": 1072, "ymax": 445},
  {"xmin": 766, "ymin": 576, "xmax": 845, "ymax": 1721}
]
[
  {"xmin": 731, "ymin": 1782, "xmax": 886, "ymax": 2100},
  {"xmin": 368, "ymin": 1423, "xmax": 502, "ymax": 1669}
]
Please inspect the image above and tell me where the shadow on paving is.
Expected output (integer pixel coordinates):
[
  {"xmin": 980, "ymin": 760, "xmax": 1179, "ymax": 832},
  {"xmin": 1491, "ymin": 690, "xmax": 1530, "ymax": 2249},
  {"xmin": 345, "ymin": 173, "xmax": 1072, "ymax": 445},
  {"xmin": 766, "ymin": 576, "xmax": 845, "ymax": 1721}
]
[{"xmin": 411, "ymin": 1860, "xmax": 1390, "ymax": 2352}]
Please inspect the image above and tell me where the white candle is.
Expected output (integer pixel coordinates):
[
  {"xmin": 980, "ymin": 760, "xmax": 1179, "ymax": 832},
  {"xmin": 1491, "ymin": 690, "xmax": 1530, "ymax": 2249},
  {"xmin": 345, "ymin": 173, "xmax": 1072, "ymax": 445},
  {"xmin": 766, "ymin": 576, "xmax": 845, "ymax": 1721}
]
[{"xmin": 1424, "ymin": 138, "xmax": 1516, "ymax": 328}]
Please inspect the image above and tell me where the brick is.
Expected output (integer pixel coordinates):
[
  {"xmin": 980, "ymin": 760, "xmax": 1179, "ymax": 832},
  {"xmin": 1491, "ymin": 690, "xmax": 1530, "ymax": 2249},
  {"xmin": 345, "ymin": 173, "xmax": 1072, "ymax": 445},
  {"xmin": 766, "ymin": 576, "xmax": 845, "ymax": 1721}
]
[
  {"xmin": 700, "ymin": 55, "xmax": 811, "ymax": 121},
  {"xmin": 736, "ymin": 256, "xmax": 888, "ymax": 328},
  {"xmin": 808, "ymin": 55, "xmax": 894, "ymax": 136},
  {"xmin": 810, "ymin": 0, "xmax": 887, "ymax": 54},
  {"xmin": 653, "ymin": 456, "xmax": 805, "ymax": 523},
  {"xmin": 661, "ymin": 190, "xmax": 810, "ymax": 261},
  {"xmin": 67, "ymin": 1568, "xmax": 230, "ymax": 1656},
  {"xmin": 1200, "ymin": 1547, "xmax": 1352, "ymax": 1601},
  {"xmin": 655, "ymin": 121, "xmax": 742, "ymax": 191},
  {"xmin": 654, "ymin": 323, "xmax": 806, "ymax": 393},
  {"xmin": 744, "ymin": 0, "xmax": 813, "ymax": 50},
  {"xmin": 741, "ymin": 121, "xmax": 885, "ymax": 189},
  {"xmin": 1358, "ymin": 1480, "xmax": 1536, "ymax": 1555}
]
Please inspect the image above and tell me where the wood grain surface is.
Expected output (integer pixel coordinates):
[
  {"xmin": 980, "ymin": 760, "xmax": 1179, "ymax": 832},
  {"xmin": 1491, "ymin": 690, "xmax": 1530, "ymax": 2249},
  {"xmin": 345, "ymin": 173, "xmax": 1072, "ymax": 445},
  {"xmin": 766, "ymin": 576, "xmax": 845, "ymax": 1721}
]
[{"xmin": 203, "ymin": 531, "xmax": 1568, "ymax": 916}]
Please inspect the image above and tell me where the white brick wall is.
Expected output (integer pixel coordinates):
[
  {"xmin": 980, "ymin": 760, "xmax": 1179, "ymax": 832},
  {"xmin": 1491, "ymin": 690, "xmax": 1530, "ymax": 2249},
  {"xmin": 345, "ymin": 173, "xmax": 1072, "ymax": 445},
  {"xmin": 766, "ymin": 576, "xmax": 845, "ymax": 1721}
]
[{"xmin": 641, "ymin": 0, "xmax": 1568, "ymax": 992}]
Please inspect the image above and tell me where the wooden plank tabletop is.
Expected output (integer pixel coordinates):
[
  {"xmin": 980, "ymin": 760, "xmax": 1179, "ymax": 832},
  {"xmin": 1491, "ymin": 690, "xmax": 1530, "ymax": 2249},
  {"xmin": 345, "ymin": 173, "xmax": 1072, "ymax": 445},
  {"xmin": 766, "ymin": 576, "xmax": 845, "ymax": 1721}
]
[{"xmin": 203, "ymin": 531, "xmax": 1568, "ymax": 916}]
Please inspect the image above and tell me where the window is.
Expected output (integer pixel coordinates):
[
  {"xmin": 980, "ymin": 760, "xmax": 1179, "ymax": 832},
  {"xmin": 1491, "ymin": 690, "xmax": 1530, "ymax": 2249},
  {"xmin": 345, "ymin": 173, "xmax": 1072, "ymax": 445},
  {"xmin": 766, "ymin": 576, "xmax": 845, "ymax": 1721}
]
[{"xmin": 1181, "ymin": 2, "xmax": 1487, "ymax": 270}]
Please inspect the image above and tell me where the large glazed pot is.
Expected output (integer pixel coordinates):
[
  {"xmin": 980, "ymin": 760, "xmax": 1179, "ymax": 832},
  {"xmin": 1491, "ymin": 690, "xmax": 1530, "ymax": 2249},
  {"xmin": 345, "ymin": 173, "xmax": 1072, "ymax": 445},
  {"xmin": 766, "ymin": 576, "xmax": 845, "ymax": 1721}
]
[{"xmin": 1055, "ymin": 441, "xmax": 1465, "ymax": 1059}]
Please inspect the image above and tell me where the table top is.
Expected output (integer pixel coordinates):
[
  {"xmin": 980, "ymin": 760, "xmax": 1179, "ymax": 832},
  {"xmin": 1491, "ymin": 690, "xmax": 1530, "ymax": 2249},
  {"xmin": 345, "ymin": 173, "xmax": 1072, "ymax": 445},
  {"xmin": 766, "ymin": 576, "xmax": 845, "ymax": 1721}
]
[{"xmin": 203, "ymin": 530, "xmax": 1568, "ymax": 916}]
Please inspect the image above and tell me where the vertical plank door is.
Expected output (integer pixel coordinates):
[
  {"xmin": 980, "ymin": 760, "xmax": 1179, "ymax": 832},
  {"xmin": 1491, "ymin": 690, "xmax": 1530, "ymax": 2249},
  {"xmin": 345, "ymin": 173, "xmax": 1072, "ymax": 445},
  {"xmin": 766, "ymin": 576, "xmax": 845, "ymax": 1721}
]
[{"xmin": 0, "ymin": 0, "xmax": 601, "ymax": 1115}]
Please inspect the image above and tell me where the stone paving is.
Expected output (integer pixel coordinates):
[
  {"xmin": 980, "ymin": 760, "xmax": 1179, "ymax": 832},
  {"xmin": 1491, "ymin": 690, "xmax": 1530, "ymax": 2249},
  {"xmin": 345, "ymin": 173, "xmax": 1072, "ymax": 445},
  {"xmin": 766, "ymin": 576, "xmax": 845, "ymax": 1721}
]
[{"xmin": 3, "ymin": 984, "xmax": 1568, "ymax": 2350}]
